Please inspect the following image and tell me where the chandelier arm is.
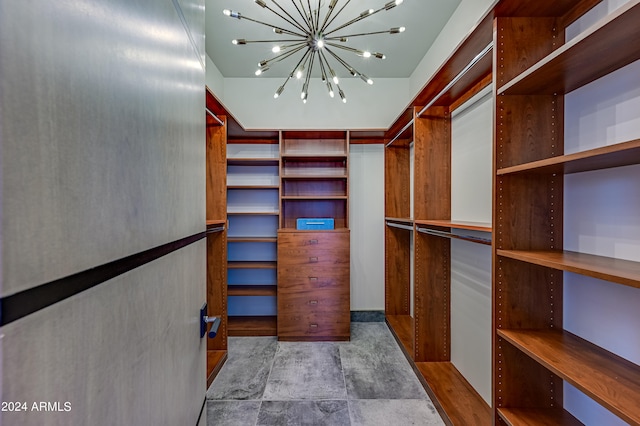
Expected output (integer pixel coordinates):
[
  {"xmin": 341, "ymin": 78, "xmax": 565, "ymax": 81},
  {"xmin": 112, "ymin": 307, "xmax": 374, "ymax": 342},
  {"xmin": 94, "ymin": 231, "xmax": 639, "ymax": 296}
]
[
  {"xmin": 302, "ymin": 50, "xmax": 316, "ymax": 100},
  {"xmin": 289, "ymin": 49, "xmax": 312, "ymax": 78},
  {"xmin": 324, "ymin": 5, "xmax": 387, "ymax": 36},
  {"xmin": 319, "ymin": 0, "xmax": 336, "ymax": 32},
  {"xmin": 316, "ymin": 0, "xmax": 322, "ymax": 35},
  {"xmin": 324, "ymin": 46, "xmax": 364, "ymax": 76},
  {"xmin": 239, "ymin": 39, "xmax": 306, "ymax": 44},
  {"xmin": 306, "ymin": 0, "xmax": 316, "ymax": 33},
  {"xmin": 317, "ymin": 52, "xmax": 328, "ymax": 81},
  {"xmin": 326, "ymin": 29, "xmax": 394, "ymax": 38},
  {"xmin": 292, "ymin": 0, "xmax": 313, "ymax": 32},
  {"xmin": 262, "ymin": 44, "xmax": 307, "ymax": 66},
  {"xmin": 321, "ymin": 0, "xmax": 352, "ymax": 33},
  {"xmin": 319, "ymin": 50, "xmax": 340, "ymax": 81},
  {"xmin": 269, "ymin": 0, "xmax": 310, "ymax": 33},
  {"xmin": 263, "ymin": 3, "xmax": 309, "ymax": 33},
  {"xmin": 325, "ymin": 42, "xmax": 370, "ymax": 57},
  {"xmin": 241, "ymin": 15, "xmax": 307, "ymax": 38}
]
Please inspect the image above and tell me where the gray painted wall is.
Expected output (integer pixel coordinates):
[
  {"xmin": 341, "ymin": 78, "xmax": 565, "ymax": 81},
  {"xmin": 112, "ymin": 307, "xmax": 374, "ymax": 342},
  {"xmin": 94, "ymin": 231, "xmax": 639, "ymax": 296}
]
[{"xmin": 0, "ymin": 0, "xmax": 207, "ymax": 424}]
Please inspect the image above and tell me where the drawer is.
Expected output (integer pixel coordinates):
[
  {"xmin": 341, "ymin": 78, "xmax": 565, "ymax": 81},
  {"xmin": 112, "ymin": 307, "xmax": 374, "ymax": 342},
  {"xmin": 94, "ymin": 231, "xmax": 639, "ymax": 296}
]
[
  {"xmin": 278, "ymin": 274, "xmax": 348, "ymax": 292},
  {"xmin": 278, "ymin": 311, "xmax": 350, "ymax": 338},
  {"xmin": 277, "ymin": 248, "xmax": 349, "ymax": 268},
  {"xmin": 278, "ymin": 288, "xmax": 349, "ymax": 312},
  {"xmin": 278, "ymin": 231, "xmax": 349, "ymax": 251}
]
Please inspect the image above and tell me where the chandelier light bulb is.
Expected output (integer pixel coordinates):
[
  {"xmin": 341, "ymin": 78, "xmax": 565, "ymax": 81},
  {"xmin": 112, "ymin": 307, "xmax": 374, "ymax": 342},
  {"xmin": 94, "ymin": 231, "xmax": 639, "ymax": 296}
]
[
  {"xmin": 272, "ymin": 46, "xmax": 281, "ymax": 53},
  {"xmin": 254, "ymin": 0, "xmax": 267, "ymax": 7},
  {"xmin": 374, "ymin": 52, "xmax": 385, "ymax": 59},
  {"xmin": 317, "ymin": 39, "xmax": 325, "ymax": 49},
  {"xmin": 223, "ymin": 9, "xmax": 240, "ymax": 18},
  {"xmin": 363, "ymin": 51, "xmax": 371, "ymax": 58},
  {"xmin": 274, "ymin": 86, "xmax": 284, "ymax": 98},
  {"xmin": 360, "ymin": 9, "xmax": 374, "ymax": 17}
]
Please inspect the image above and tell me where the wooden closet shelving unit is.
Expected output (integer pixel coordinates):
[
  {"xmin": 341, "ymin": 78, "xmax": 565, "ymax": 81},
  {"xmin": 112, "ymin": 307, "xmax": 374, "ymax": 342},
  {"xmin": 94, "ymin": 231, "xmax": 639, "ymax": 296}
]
[
  {"xmin": 277, "ymin": 131, "xmax": 351, "ymax": 341},
  {"xmin": 205, "ymin": 88, "xmax": 228, "ymax": 386},
  {"xmin": 384, "ymin": 10, "xmax": 495, "ymax": 425},
  {"xmin": 493, "ymin": 0, "xmax": 640, "ymax": 424},
  {"xmin": 226, "ymin": 120, "xmax": 280, "ymax": 336}
]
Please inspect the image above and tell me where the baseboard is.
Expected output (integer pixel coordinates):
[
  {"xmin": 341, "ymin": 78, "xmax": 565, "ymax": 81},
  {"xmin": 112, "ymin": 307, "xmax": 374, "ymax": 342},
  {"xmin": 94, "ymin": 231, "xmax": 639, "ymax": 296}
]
[{"xmin": 350, "ymin": 310, "xmax": 385, "ymax": 322}]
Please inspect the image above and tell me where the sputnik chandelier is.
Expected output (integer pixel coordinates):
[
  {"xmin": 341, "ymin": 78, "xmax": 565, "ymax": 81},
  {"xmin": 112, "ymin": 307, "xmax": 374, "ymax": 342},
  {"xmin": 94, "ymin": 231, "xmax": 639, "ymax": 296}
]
[{"xmin": 223, "ymin": 0, "xmax": 406, "ymax": 103}]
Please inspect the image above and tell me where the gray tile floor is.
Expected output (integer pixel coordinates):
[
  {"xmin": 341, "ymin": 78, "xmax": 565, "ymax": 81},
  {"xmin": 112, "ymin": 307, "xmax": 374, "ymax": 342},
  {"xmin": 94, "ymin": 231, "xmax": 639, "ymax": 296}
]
[{"xmin": 206, "ymin": 322, "xmax": 444, "ymax": 425}]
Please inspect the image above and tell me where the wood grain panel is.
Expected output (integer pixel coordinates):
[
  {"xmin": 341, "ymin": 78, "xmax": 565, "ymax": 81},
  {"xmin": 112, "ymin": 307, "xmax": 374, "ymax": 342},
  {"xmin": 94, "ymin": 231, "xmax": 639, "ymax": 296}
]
[
  {"xmin": 494, "ymin": 17, "xmax": 561, "ymax": 90},
  {"xmin": 228, "ymin": 316, "xmax": 277, "ymax": 336},
  {"xmin": 495, "ymin": 95, "xmax": 564, "ymax": 169},
  {"xmin": 495, "ymin": 337, "xmax": 564, "ymax": 410},
  {"xmin": 207, "ymin": 350, "xmax": 227, "ymax": 387},
  {"xmin": 498, "ymin": 407, "xmax": 582, "ymax": 426},
  {"xmin": 385, "ymin": 226, "xmax": 411, "ymax": 316},
  {"xmin": 206, "ymin": 115, "xmax": 227, "ymax": 222},
  {"xmin": 414, "ymin": 231, "xmax": 450, "ymax": 362},
  {"xmin": 207, "ymin": 230, "xmax": 227, "ymax": 351},
  {"xmin": 385, "ymin": 145, "xmax": 411, "ymax": 218},
  {"xmin": 414, "ymin": 106, "xmax": 450, "ymax": 221},
  {"xmin": 278, "ymin": 288, "xmax": 349, "ymax": 313},
  {"xmin": 278, "ymin": 274, "xmax": 348, "ymax": 292},
  {"xmin": 386, "ymin": 315, "xmax": 414, "ymax": 357},
  {"xmin": 278, "ymin": 311, "xmax": 350, "ymax": 339},
  {"xmin": 416, "ymin": 362, "xmax": 491, "ymax": 426}
]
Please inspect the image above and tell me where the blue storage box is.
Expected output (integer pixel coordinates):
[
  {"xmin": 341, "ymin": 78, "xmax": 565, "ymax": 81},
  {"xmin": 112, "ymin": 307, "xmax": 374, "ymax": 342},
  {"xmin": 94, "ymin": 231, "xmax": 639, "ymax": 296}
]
[{"xmin": 296, "ymin": 218, "xmax": 335, "ymax": 230}]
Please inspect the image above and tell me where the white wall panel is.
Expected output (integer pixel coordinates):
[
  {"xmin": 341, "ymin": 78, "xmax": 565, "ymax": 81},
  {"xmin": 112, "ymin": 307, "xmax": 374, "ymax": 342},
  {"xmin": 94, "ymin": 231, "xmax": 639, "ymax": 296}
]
[
  {"xmin": 1, "ymin": 242, "xmax": 206, "ymax": 426},
  {"xmin": 349, "ymin": 144, "xmax": 385, "ymax": 310},
  {"xmin": 0, "ymin": 0, "xmax": 207, "ymax": 424},
  {"xmin": 1, "ymin": 0, "xmax": 206, "ymax": 296},
  {"xmin": 449, "ymin": 86, "xmax": 493, "ymax": 404},
  {"xmin": 563, "ymin": 16, "xmax": 640, "ymax": 421}
]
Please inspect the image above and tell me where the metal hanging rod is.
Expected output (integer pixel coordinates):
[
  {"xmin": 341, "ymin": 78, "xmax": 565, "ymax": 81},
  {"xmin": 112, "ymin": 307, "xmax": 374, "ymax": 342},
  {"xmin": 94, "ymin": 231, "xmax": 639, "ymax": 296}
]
[
  {"xmin": 206, "ymin": 107, "xmax": 224, "ymax": 126},
  {"xmin": 385, "ymin": 119, "xmax": 414, "ymax": 147},
  {"xmin": 206, "ymin": 225, "xmax": 226, "ymax": 234},
  {"xmin": 416, "ymin": 42, "xmax": 493, "ymax": 118},
  {"xmin": 386, "ymin": 222, "xmax": 414, "ymax": 231},
  {"xmin": 386, "ymin": 41, "xmax": 493, "ymax": 148},
  {"xmin": 417, "ymin": 227, "xmax": 491, "ymax": 245}
]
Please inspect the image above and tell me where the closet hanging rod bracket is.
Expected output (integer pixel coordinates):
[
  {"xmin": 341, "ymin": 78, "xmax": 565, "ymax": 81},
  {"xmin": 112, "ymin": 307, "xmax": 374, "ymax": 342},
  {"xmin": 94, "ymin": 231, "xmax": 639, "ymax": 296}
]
[{"xmin": 206, "ymin": 107, "xmax": 224, "ymax": 126}]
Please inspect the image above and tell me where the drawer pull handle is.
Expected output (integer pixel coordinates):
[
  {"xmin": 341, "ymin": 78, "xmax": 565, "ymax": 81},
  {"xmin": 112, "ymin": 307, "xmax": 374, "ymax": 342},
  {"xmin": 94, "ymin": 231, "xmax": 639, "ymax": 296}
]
[
  {"xmin": 308, "ymin": 239, "xmax": 318, "ymax": 245},
  {"xmin": 309, "ymin": 323, "xmax": 318, "ymax": 329},
  {"xmin": 309, "ymin": 300, "xmax": 318, "ymax": 305},
  {"xmin": 309, "ymin": 277, "xmax": 318, "ymax": 281},
  {"xmin": 309, "ymin": 257, "xmax": 318, "ymax": 263}
]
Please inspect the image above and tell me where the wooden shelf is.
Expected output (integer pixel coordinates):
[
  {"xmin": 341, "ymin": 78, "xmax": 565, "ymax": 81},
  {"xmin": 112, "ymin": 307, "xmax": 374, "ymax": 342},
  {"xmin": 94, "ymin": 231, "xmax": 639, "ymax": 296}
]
[
  {"xmin": 227, "ymin": 185, "xmax": 279, "ymax": 189},
  {"xmin": 226, "ymin": 211, "xmax": 279, "ymax": 216},
  {"xmin": 206, "ymin": 350, "xmax": 227, "ymax": 387},
  {"xmin": 498, "ymin": 1, "xmax": 640, "ymax": 95},
  {"xmin": 497, "ymin": 138, "xmax": 640, "ymax": 175},
  {"xmin": 228, "ymin": 315, "xmax": 277, "ymax": 336},
  {"xmin": 206, "ymin": 219, "xmax": 226, "ymax": 227},
  {"xmin": 415, "ymin": 219, "xmax": 492, "ymax": 232},
  {"xmin": 281, "ymin": 153, "xmax": 347, "ymax": 159},
  {"xmin": 497, "ymin": 249, "xmax": 640, "ymax": 289},
  {"xmin": 498, "ymin": 329, "xmax": 640, "ymax": 425},
  {"xmin": 416, "ymin": 362, "xmax": 491, "ymax": 426},
  {"xmin": 281, "ymin": 195, "xmax": 347, "ymax": 200},
  {"xmin": 386, "ymin": 315, "xmax": 414, "ymax": 356},
  {"xmin": 228, "ymin": 285, "xmax": 277, "ymax": 297},
  {"xmin": 227, "ymin": 261, "xmax": 277, "ymax": 269},
  {"xmin": 227, "ymin": 158, "xmax": 279, "ymax": 166},
  {"xmin": 227, "ymin": 237, "xmax": 277, "ymax": 243},
  {"xmin": 497, "ymin": 407, "xmax": 582, "ymax": 426},
  {"xmin": 281, "ymin": 174, "xmax": 348, "ymax": 179}
]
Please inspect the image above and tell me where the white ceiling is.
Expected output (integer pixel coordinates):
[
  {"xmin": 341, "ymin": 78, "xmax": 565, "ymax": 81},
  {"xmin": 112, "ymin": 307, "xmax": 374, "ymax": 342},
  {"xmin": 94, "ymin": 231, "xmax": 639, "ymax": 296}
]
[{"xmin": 205, "ymin": 0, "xmax": 462, "ymax": 79}]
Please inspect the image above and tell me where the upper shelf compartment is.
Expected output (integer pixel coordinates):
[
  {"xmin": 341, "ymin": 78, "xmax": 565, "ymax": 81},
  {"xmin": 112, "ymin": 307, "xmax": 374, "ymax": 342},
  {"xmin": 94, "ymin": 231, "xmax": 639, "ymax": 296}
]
[{"xmin": 498, "ymin": 1, "xmax": 640, "ymax": 96}]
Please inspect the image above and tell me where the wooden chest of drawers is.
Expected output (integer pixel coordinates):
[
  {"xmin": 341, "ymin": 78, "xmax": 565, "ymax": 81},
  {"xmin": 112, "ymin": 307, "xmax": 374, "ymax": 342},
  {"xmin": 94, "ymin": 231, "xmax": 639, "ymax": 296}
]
[{"xmin": 277, "ymin": 229, "xmax": 350, "ymax": 341}]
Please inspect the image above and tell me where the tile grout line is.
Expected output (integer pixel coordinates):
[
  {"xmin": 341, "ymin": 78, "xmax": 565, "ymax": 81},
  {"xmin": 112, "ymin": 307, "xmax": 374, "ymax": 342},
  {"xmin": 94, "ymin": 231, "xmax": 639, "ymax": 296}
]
[
  {"xmin": 256, "ymin": 338, "xmax": 280, "ymax": 426},
  {"xmin": 338, "ymin": 340, "xmax": 355, "ymax": 425}
]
